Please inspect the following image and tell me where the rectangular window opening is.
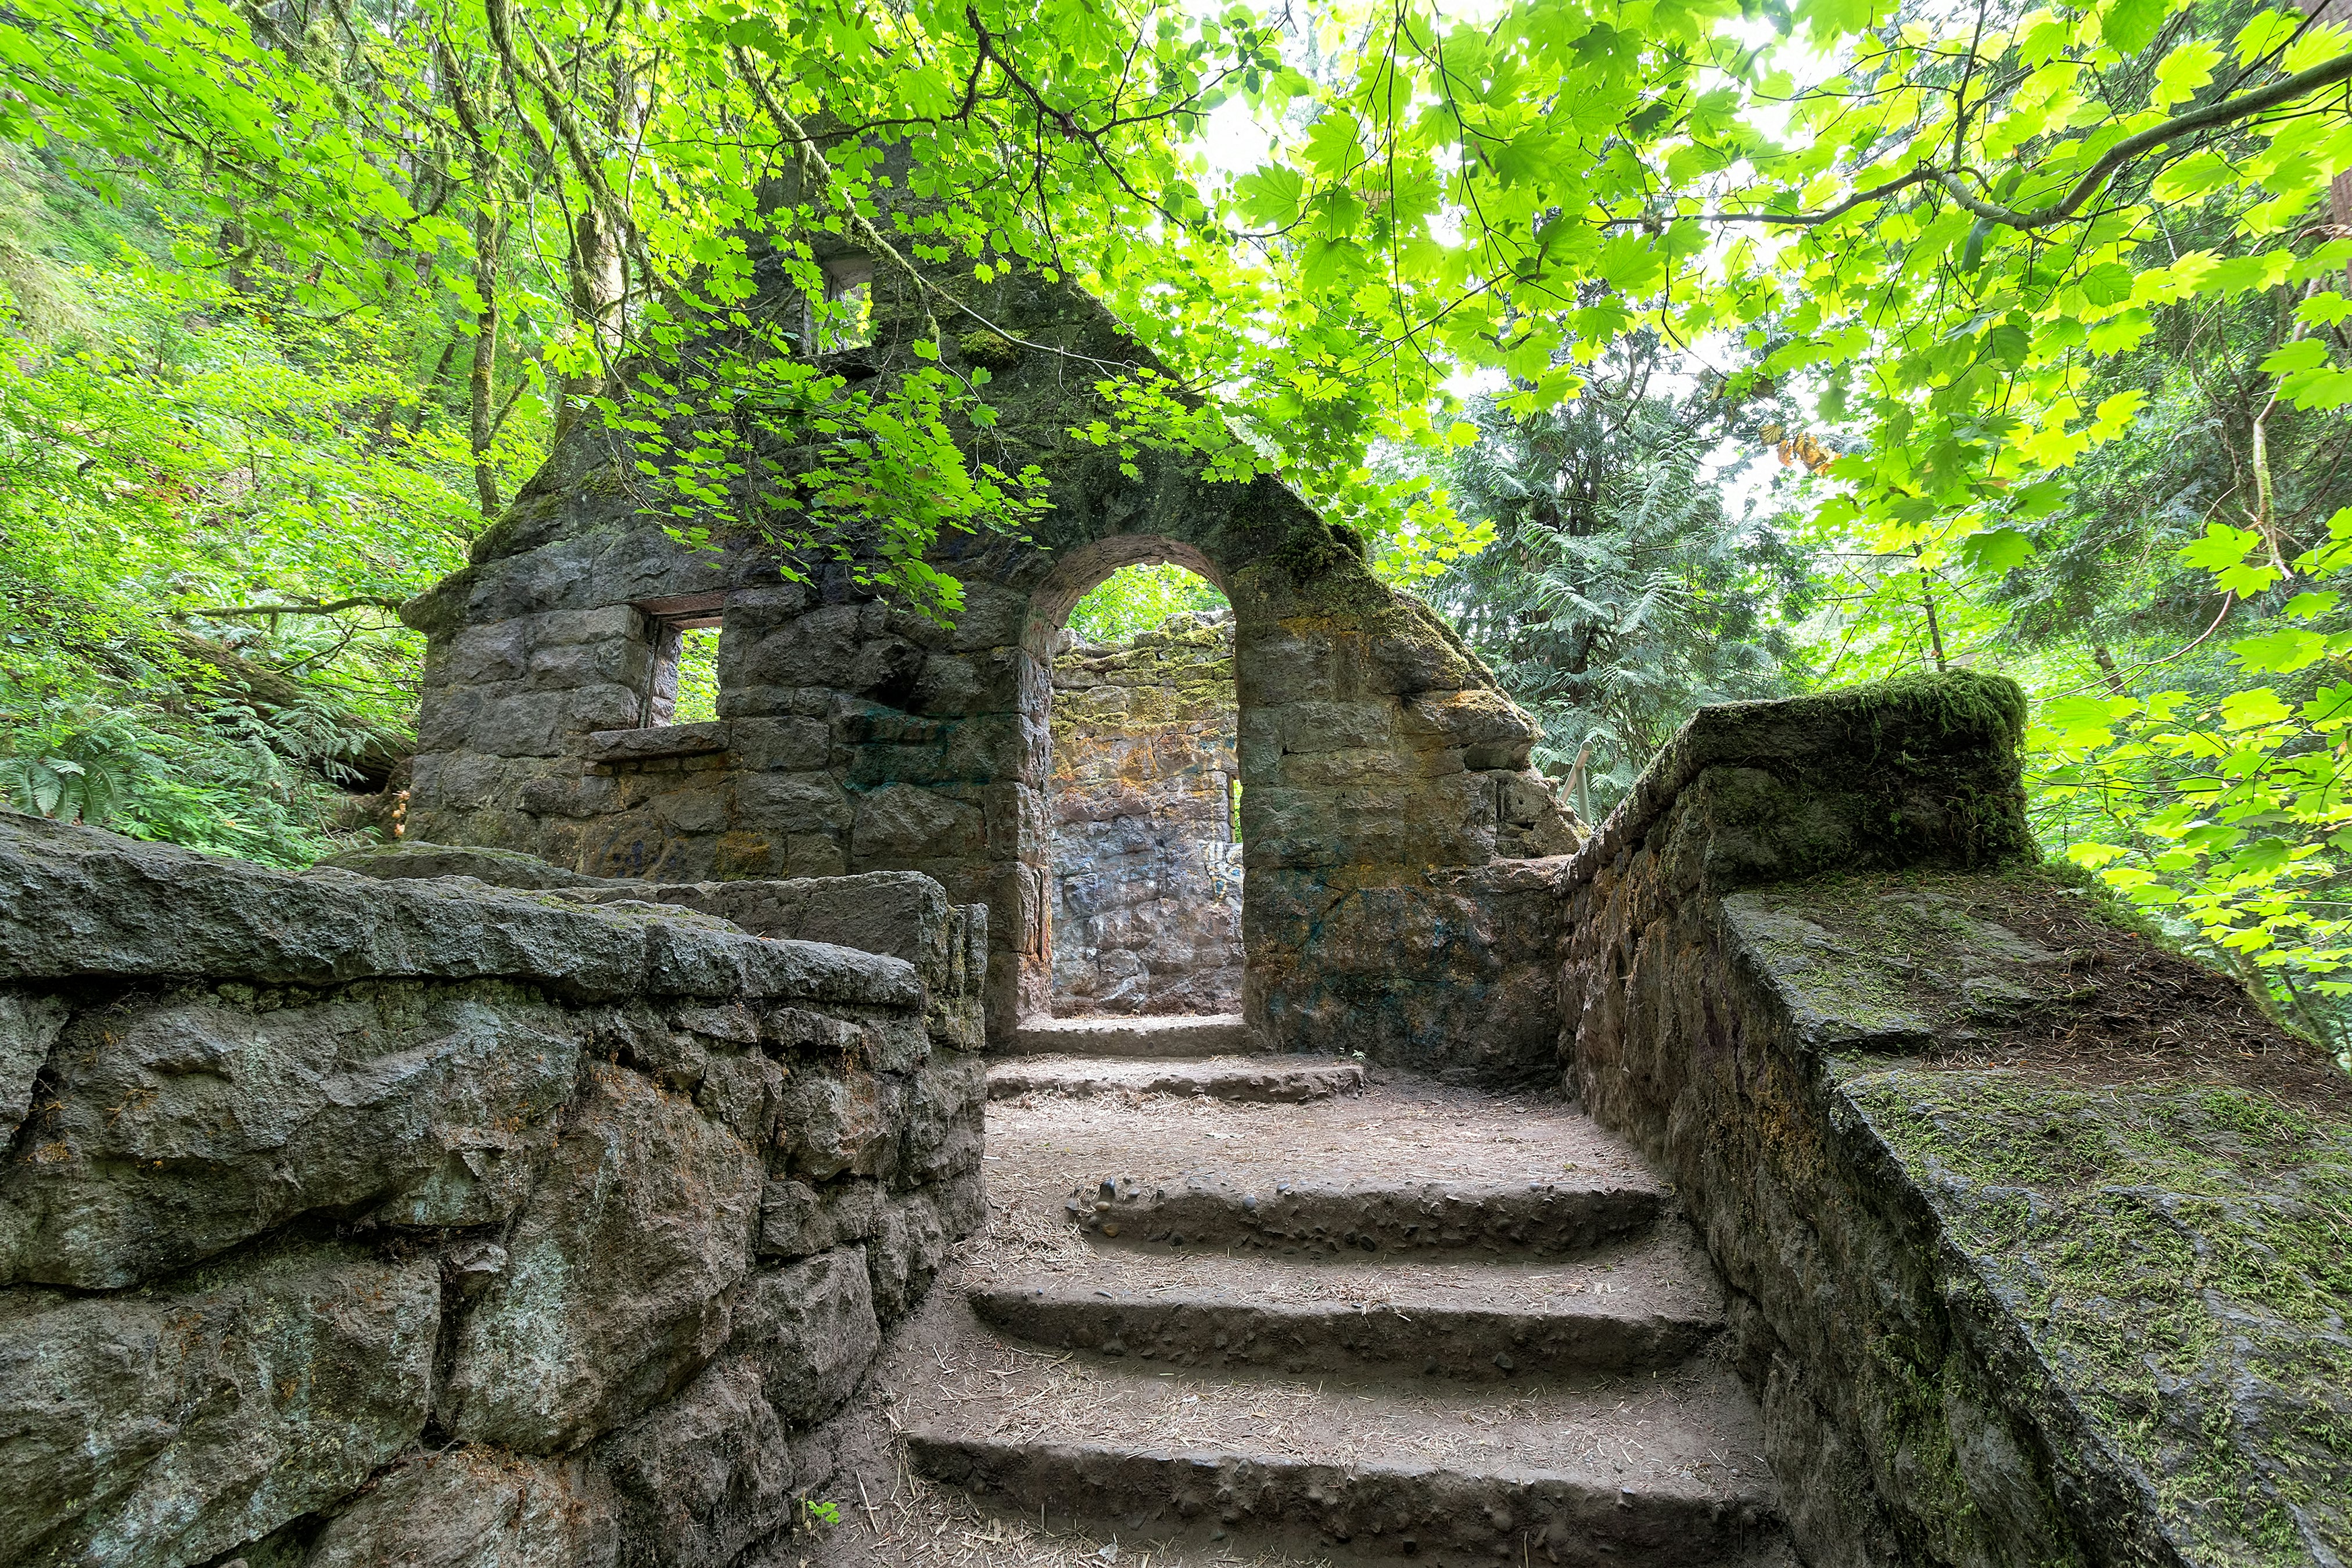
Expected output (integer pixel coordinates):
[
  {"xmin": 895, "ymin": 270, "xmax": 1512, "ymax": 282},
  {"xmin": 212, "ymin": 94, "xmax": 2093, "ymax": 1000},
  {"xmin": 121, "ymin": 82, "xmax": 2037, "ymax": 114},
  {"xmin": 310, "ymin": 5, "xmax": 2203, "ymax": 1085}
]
[
  {"xmin": 639, "ymin": 612, "xmax": 724, "ymax": 728},
  {"xmin": 818, "ymin": 255, "xmax": 874, "ymax": 353}
]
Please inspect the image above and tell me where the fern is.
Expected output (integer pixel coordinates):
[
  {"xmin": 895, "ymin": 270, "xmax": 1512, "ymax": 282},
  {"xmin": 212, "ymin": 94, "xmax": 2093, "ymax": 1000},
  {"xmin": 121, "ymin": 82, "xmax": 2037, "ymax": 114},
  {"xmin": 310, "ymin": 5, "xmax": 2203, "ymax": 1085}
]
[{"xmin": 0, "ymin": 697, "xmax": 163, "ymax": 823}]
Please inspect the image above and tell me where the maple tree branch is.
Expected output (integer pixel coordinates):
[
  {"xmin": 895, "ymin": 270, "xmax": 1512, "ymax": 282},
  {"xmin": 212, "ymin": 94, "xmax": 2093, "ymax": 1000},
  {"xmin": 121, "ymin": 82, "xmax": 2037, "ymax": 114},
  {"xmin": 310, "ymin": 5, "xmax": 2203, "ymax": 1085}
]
[{"xmin": 1613, "ymin": 52, "xmax": 2352, "ymax": 232}]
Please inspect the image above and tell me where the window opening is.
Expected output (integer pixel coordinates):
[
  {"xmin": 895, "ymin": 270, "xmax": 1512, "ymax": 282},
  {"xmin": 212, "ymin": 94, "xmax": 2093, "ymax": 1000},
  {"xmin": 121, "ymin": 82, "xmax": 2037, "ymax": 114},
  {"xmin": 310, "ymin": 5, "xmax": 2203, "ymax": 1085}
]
[
  {"xmin": 672, "ymin": 628, "xmax": 720, "ymax": 724},
  {"xmin": 818, "ymin": 255, "xmax": 874, "ymax": 353},
  {"xmin": 1048, "ymin": 565, "xmax": 1241, "ymax": 1017},
  {"xmin": 638, "ymin": 612, "xmax": 724, "ymax": 728}
]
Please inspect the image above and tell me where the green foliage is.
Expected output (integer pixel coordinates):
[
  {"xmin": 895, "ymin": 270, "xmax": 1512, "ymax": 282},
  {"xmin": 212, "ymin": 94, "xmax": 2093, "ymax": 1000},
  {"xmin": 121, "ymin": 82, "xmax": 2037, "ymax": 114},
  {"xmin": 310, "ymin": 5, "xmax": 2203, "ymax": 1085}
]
[
  {"xmin": 1066, "ymin": 565, "xmax": 1229, "ymax": 645},
  {"xmin": 1435, "ymin": 352, "xmax": 1809, "ymax": 818},
  {"xmin": 0, "ymin": 146, "xmax": 485, "ymax": 862},
  {"xmin": 0, "ymin": 0, "xmax": 2346, "ymax": 1093},
  {"xmin": 0, "ymin": 696, "xmax": 160, "ymax": 823},
  {"xmin": 673, "ymin": 628, "xmax": 720, "ymax": 725}
]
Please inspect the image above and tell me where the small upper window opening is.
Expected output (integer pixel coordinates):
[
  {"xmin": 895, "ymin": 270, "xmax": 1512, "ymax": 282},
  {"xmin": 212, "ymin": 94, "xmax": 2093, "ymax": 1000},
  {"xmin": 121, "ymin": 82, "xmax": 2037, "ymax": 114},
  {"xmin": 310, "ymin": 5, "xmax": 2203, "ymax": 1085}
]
[
  {"xmin": 670, "ymin": 628, "xmax": 720, "ymax": 724},
  {"xmin": 818, "ymin": 256, "xmax": 874, "ymax": 353},
  {"xmin": 641, "ymin": 615, "xmax": 723, "ymax": 727}
]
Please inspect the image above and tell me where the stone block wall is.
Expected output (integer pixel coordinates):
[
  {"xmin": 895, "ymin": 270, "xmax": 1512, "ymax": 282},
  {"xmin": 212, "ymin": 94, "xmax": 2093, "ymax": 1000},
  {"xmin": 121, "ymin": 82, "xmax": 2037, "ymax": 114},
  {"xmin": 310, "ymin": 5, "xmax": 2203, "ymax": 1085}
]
[
  {"xmin": 1047, "ymin": 611, "xmax": 1243, "ymax": 1016},
  {"xmin": 326, "ymin": 841, "xmax": 989, "ymax": 1053},
  {"xmin": 1554, "ymin": 673, "xmax": 2352, "ymax": 1566},
  {"xmin": 394, "ymin": 177, "xmax": 1583, "ymax": 1069},
  {"xmin": 0, "ymin": 815, "xmax": 985, "ymax": 1568}
]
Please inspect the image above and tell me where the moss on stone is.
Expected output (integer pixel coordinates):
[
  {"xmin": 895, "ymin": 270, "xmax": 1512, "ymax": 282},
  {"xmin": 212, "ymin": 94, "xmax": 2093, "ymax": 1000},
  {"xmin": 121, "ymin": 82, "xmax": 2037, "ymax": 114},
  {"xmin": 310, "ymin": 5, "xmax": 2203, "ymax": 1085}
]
[
  {"xmin": 955, "ymin": 329, "xmax": 1021, "ymax": 371},
  {"xmin": 1844, "ymin": 1067, "xmax": 2352, "ymax": 1563}
]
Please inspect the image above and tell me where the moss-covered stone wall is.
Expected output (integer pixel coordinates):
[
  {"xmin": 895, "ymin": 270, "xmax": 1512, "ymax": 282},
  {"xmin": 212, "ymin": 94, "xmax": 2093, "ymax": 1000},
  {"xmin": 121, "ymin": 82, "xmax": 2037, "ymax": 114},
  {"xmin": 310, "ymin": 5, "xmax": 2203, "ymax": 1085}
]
[
  {"xmin": 396, "ymin": 164, "xmax": 1581, "ymax": 1070},
  {"xmin": 1556, "ymin": 673, "xmax": 2351, "ymax": 1566},
  {"xmin": 0, "ymin": 815, "xmax": 986, "ymax": 1568}
]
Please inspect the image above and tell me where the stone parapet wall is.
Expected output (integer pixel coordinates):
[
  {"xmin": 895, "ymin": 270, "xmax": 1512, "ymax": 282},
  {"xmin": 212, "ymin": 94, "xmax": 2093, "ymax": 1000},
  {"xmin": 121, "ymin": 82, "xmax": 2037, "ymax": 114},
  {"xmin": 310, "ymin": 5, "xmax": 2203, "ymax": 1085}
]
[
  {"xmin": 1554, "ymin": 673, "xmax": 2352, "ymax": 1566},
  {"xmin": 1047, "ymin": 611, "xmax": 1241, "ymax": 1016},
  {"xmin": 326, "ymin": 841, "xmax": 989, "ymax": 1052},
  {"xmin": 0, "ymin": 815, "xmax": 985, "ymax": 1568}
]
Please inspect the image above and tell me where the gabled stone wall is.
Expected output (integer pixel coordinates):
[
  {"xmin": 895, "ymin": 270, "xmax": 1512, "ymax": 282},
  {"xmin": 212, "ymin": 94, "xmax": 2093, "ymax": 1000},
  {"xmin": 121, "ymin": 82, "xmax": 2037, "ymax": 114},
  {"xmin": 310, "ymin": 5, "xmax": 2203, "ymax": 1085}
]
[
  {"xmin": 394, "ymin": 175, "xmax": 1581, "ymax": 1072},
  {"xmin": 1047, "ymin": 611, "xmax": 1243, "ymax": 1016},
  {"xmin": 0, "ymin": 816, "xmax": 984, "ymax": 1568},
  {"xmin": 1554, "ymin": 674, "xmax": 2352, "ymax": 1566}
]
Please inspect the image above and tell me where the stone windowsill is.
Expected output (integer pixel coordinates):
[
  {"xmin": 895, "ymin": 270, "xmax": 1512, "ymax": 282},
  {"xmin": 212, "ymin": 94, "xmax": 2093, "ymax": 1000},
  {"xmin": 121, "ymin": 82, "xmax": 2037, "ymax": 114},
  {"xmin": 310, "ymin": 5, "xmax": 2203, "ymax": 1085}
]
[{"xmin": 585, "ymin": 720, "xmax": 731, "ymax": 764}]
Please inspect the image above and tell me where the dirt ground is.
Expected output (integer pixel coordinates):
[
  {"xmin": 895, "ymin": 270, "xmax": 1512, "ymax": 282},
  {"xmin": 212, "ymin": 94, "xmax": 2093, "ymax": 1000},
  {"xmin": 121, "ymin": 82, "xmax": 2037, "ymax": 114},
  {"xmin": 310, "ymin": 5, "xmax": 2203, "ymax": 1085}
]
[{"xmin": 1922, "ymin": 868, "xmax": 2352, "ymax": 1112}]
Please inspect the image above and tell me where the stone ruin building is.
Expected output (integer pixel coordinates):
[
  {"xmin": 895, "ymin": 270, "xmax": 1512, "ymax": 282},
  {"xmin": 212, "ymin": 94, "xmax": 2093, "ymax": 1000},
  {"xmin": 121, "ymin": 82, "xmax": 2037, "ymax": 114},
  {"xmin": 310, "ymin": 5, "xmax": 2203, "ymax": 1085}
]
[
  {"xmin": 393, "ymin": 187, "xmax": 1578, "ymax": 1080},
  {"xmin": 2, "ymin": 152, "xmax": 2346, "ymax": 1568},
  {"xmin": 1046, "ymin": 610, "xmax": 1244, "ymax": 1017}
]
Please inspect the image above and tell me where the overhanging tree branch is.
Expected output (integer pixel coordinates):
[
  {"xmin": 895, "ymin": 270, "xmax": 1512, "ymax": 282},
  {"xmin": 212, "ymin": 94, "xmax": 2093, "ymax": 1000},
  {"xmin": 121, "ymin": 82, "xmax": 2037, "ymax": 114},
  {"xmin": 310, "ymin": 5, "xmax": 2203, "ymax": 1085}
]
[
  {"xmin": 1616, "ymin": 52, "xmax": 2352, "ymax": 232},
  {"xmin": 1940, "ymin": 50, "xmax": 2352, "ymax": 229},
  {"xmin": 179, "ymin": 596, "xmax": 410, "ymax": 618}
]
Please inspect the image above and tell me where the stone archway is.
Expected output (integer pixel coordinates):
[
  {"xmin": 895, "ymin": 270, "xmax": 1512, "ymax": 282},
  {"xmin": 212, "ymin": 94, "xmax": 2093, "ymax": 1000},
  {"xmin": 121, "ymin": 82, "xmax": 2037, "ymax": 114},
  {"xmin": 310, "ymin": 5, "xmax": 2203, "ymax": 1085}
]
[
  {"xmin": 1023, "ymin": 540, "xmax": 1242, "ymax": 1024},
  {"xmin": 398, "ymin": 204, "xmax": 1580, "ymax": 1081}
]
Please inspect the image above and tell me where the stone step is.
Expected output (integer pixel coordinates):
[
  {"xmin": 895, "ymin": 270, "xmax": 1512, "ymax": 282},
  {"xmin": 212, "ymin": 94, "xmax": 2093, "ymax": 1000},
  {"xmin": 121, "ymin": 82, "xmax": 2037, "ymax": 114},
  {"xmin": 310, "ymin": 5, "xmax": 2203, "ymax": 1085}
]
[
  {"xmin": 1011, "ymin": 1013, "xmax": 1257, "ymax": 1059},
  {"xmin": 904, "ymin": 1358, "xmax": 1784, "ymax": 1566},
  {"xmin": 988, "ymin": 1053, "xmax": 1366, "ymax": 1104},
  {"xmin": 1064, "ymin": 1172, "xmax": 1662, "ymax": 1258},
  {"xmin": 971, "ymin": 1274, "xmax": 1720, "ymax": 1379}
]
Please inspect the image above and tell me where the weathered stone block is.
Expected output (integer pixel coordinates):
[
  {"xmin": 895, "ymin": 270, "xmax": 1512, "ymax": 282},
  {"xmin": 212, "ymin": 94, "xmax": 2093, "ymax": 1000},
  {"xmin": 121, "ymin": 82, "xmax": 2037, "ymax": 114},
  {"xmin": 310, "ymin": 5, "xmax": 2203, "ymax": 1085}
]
[
  {"xmin": 440, "ymin": 618, "xmax": 535, "ymax": 685},
  {"xmin": 653, "ymin": 786, "xmax": 732, "ymax": 836},
  {"xmin": 913, "ymin": 647, "xmax": 1034, "ymax": 715},
  {"xmin": 518, "ymin": 769, "xmax": 624, "ymax": 818},
  {"xmin": 1272, "ymin": 744, "xmax": 1464, "ymax": 788},
  {"xmin": 730, "ymin": 604, "xmax": 884, "ymax": 689},
  {"xmin": 0, "ymin": 1245, "xmax": 437, "ymax": 1568},
  {"xmin": 726, "ymin": 1246, "xmax": 881, "ymax": 1424},
  {"xmin": 0, "ymin": 990, "xmax": 67, "ymax": 1146},
  {"xmin": 596, "ymin": 1357, "xmax": 789, "ymax": 1568},
  {"xmin": 530, "ymin": 635, "xmax": 648, "ymax": 691},
  {"xmin": 852, "ymin": 784, "xmax": 985, "ymax": 861},
  {"xmin": 588, "ymin": 722, "xmax": 731, "ymax": 765},
  {"xmin": 756, "ymin": 1177, "xmax": 888, "ymax": 1260},
  {"xmin": 441, "ymin": 1063, "xmax": 764, "ymax": 1452},
  {"xmin": 0, "ymin": 986, "xmax": 582, "ymax": 1289},
  {"xmin": 714, "ymin": 683, "xmax": 831, "ymax": 720},
  {"xmin": 735, "ymin": 771, "xmax": 849, "ymax": 836},
  {"xmin": 775, "ymin": 1066, "xmax": 893, "ymax": 1182},
  {"xmin": 306, "ymin": 1449, "xmax": 619, "ymax": 1568},
  {"xmin": 882, "ymin": 1172, "xmax": 988, "ymax": 1323},
  {"xmin": 1400, "ymin": 686, "xmax": 1536, "ymax": 748},
  {"xmin": 899, "ymin": 1054, "xmax": 987, "ymax": 1186},
  {"xmin": 730, "ymin": 716, "xmax": 831, "ymax": 772}
]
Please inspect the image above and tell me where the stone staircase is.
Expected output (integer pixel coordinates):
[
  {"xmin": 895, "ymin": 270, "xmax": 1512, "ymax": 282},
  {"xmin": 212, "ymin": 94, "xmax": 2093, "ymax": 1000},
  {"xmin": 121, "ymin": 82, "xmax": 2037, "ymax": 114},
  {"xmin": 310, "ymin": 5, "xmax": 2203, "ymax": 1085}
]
[
  {"xmin": 830, "ymin": 1023, "xmax": 1794, "ymax": 1567},
  {"xmin": 1012, "ymin": 1013, "xmax": 1262, "ymax": 1059}
]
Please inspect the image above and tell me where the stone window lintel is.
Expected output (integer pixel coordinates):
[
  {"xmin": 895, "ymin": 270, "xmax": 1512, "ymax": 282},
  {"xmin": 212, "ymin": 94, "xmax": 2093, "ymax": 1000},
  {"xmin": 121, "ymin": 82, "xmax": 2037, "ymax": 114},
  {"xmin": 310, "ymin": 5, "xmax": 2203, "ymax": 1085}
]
[{"xmin": 587, "ymin": 720, "xmax": 732, "ymax": 765}]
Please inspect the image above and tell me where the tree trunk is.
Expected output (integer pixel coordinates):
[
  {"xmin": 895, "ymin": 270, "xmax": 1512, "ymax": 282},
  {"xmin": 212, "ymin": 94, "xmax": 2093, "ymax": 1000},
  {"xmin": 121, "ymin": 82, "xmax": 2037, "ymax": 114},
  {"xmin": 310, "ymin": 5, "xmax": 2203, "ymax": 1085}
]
[
  {"xmin": 411, "ymin": 332, "xmax": 461, "ymax": 432},
  {"xmin": 468, "ymin": 205, "xmax": 503, "ymax": 519},
  {"xmin": 558, "ymin": 206, "xmax": 626, "ymax": 444}
]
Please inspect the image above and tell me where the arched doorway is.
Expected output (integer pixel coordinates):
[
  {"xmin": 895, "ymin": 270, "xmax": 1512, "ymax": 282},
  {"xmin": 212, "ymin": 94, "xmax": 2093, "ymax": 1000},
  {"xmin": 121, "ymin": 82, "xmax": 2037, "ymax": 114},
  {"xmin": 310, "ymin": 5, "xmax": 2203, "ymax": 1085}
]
[
  {"xmin": 398, "ymin": 223, "xmax": 1582, "ymax": 1079},
  {"xmin": 1040, "ymin": 562, "xmax": 1241, "ymax": 1021},
  {"xmin": 1018, "ymin": 537, "xmax": 1247, "ymax": 1032}
]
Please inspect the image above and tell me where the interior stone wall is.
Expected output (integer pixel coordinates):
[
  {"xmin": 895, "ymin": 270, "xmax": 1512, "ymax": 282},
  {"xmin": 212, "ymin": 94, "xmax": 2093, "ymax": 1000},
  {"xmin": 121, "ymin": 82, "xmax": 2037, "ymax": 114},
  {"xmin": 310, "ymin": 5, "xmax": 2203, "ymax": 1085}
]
[
  {"xmin": 1553, "ymin": 673, "xmax": 2352, "ymax": 1566},
  {"xmin": 395, "ymin": 173, "xmax": 1582, "ymax": 1074},
  {"xmin": 0, "ymin": 815, "xmax": 984, "ymax": 1568},
  {"xmin": 1047, "ymin": 610, "xmax": 1242, "ymax": 1017}
]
